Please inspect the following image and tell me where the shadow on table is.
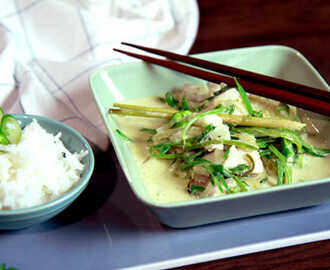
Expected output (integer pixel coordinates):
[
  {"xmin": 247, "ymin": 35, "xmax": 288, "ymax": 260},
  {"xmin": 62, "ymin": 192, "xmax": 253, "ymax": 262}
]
[{"xmin": 51, "ymin": 145, "xmax": 117, "ymax": 225}]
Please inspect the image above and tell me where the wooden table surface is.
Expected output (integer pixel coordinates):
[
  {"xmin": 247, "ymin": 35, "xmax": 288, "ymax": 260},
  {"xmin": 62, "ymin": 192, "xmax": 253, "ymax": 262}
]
[{"xmin": 175, "ymin": 1, "xmax": 330, "ymax": 269}]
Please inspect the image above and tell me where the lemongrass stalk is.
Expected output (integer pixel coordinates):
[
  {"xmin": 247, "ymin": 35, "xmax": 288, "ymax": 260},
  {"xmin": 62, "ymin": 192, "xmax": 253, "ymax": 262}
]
[
  {"xmin": 113, "ymin": 103, "xmax": 177, "ymax": 114},
  {"xmin": 218, "ymin": 114, "xmax": 305, "ymax": 130},
  {"xmin": 110, "ymin": 104, "xmax": 305, "ymax": 130},
  {"xmin": 109, "ymin": 108, "xmax": 170, "ymax": 119}
]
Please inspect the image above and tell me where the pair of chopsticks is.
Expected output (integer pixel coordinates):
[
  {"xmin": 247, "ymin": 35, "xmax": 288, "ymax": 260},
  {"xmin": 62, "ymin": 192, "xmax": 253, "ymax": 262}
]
[{"xmin": 114, "ymin": 42, "xmax": 330, "ymax": 116}]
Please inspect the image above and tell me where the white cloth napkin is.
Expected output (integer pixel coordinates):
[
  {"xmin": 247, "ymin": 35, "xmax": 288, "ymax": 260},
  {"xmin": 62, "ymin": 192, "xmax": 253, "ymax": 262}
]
[{"xmin": 0, "ymin": 0, "xmax": 199, "ymax": 151}]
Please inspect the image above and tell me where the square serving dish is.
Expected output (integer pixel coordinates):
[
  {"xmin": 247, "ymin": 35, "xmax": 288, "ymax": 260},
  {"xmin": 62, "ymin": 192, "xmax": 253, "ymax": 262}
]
[{"xmin": 89, "ymin": 45, "xmax": 330, "ymax": 228}]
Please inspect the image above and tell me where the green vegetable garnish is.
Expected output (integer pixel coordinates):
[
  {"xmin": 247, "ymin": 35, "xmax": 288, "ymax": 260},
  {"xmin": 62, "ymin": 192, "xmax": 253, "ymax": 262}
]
[
  {"xmin": 0, "ymin": 130, "xmax": 10, "ymax": 145},
  {"xmin": 204, "ymin": 163, "xmax": 249, "ymax": 193},
  {"xmin": 259, "ymin": 149, "xmax": 272, "ymax": 158},
  {"xmin": 302, "ymin": 141, "xmax": 330, "ymax": 157},
  {"xmin": 256, "ymin": 137, "xmax": 277, "ymax": 148},
  {"xmin": 159, "ymin": 97, "xmax": 166, "ymax": 103},
  {"xmin": 189, "ymin": 184, "xmax": 205, "ymax": 195},
  {"xmin": 277, "ymin": 103, "xmax": 290, "ymax": 119},
  {"xmin": 149, "ymin": 142, "xmax": 183, "ymax": 160},
  {"xmin": 179, "ymin": 158, "xmax": 210, "ymax": 169},
  {"xmin": 205, "ymin": 164, "xmax": 230, "ymax": 193},
  {"xmin": 195, "ymin": 124, "xmax": 215, "ymax": 142},
  {"xmin": 116, "ymin": 129, "xmax": 133, "ymax": 142},
  {"xmin": 0, "ymin": 109, "xmax": 22, "ymax": 145},
  {"xmin": 233, "ymin": 175, "xmax": 249, "ymax": 191},
  {"xmin": 253, "ymin": 110, "xmax": 263, "ymax": 118},
  {"xmin": 223, "ymin": 148, "xmax": 230, "ymax": 160},
  {"xmin": 140, "ymin": 128, "xmax": 157, "ymax": 135},
  {"xmin": 234, "ymin": 78, "xmax": 254, "ymax": 116},
  {"xmin": 282, "ymin": 139, "xmax": 296, "ymax": 162},
  {"xmin": 228, "ymin": 104, "xmax": 235, "ymax": 115},
  {"xmin": 276, "ymin": 160, "xmax": 285, "ymax": 185},
  {"xmin": 233, "ymin": 127, "xmax": 303, "ymax": 153},
  {"xmin": 268, "ymin": 144, "xmax": 287, "ymax": 163},
  {"xmin": 182, "ymin": 107, "xmax": 227, "ymax": 145},
  {"xmin": 284, "ymin": 164, "xmax": 293, "ymax": 184},
  {"xmin": 169, "ymin": 110, "xmax": 191, "ymax": 128},
  {"xmin": 234, "ymin": 78, "xmax": 263, "ymax": 117},
  {"xmin": 165, "ymin": 92, "xmax": 179, "ymax": 108},
  {"xmin": 1, "ymin": 115, "xmax": 21, "ymax": 144},
  {"xmin": 0, "ymin": 264, "xmax": 18, "ymax": 270},
  {"xmin": 180, "ymin": 96, "xmax": 190, "ymax": 110},
  {"xmin": 0, "ymin": 108, "xmax": 4, "ymax": 121},
  {"xmin": 229, "ymin": 164, "xmax": 250, "ymax": 176}
]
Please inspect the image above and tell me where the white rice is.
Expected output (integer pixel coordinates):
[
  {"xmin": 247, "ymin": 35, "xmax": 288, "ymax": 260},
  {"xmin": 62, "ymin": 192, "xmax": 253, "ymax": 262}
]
[{"xmin": 0, "ymin": 119, "xmax": 86, "ymax": 210}]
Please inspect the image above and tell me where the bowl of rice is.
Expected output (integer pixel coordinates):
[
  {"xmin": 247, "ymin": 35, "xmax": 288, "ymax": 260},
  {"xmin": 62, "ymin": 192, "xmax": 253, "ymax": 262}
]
[{"xmin": 0, "ymin": 113, "xmax": 94, "ymax": 230}]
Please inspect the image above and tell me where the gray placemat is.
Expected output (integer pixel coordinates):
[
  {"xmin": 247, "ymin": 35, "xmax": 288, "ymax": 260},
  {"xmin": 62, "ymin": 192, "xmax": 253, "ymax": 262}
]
[{"xmin": 1, "ymin": 148, "xmax": 330, "ymax": 270}]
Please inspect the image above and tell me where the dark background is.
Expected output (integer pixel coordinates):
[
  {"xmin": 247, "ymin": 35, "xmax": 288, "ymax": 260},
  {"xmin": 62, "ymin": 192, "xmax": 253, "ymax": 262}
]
[{"xmin": 190, "ymin": 0, "xmax": 330, "ymax": 84}]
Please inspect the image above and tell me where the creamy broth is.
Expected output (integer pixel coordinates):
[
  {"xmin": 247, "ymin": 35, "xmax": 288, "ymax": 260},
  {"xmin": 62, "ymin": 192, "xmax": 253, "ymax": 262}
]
[{"xmin": 115, "ymin": 96, "xmax": 330, "ymax": 204}]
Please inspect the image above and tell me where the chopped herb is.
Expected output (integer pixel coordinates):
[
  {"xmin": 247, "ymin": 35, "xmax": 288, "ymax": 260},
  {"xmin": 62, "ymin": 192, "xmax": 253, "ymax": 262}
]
[
  {"xmin": 223, "ymin": 148, "xmax": 230, "ymax": 160},
  {"xmin": 256, "ymin": 137, "xmax": 277, "ymax": 148},
  {"xmin": 0, "ymin": 108, "xmax": 4, "ymax": 121},
  {"xmin": 189, "ymin": 184, "xmax": 205, "ymax": 195},
  {"xmin": 259, "ymin": 177, "xmax": 268, "ymax": 184},
  {"xmin": 171, "ymin": 110, "xmax": 191, "ymax": 121},
  {"xmin": 230, "ymin": 164, "xmax": 250, "ymax": 176},
  {"xmin": 0, "ymin": 110, "xmax": 22, "ymax": 145},
  {"xmin": 228, "ymin": 104, "xmax": 235, "ymax": 115},
  {"xmin": 116, "ymin": 129, "xmax": 133, "ymax": 142},
  {"xmin": 277, "ymin": 103, "xmax": 290, "ymax": 119},
  {"xmin": 169, "ymin": 110, "xmax": 192, "ymax": 128},
  {"xmin": 180, "ymin": 96, "xmax": 190, "ymax": 110},
  {"xmin": 233, "ymin": 127, "xmax": 303, "ymax": 153},
  {"xmin": 259, "ymin": 149, "xmax": 272, "ymax": 158},
  {"xmin": 205, "ymin": 164, "xmax": 228, "ymax": 193},
  {"xmin": 234, "ymin": 78, "xmax": 254, "ymax": 116},
  {"xmin": 0, "ymin": 130, "xmax": 10, "ymax": 145},
  {"xmin": 233, "ymin": 175, "xmax": 249, "ymax": 191},
  {"xmin": 152, "ymin": 143, "xmax": 172, "ymax": 155},
  {"xmin": 149, "ymin": 142, "xmax": 183, "ymax": 159},
  {"xmin": 268, "ymin": 144, "xmax": 287, "ymax": 163},
  {"xmin": 203, "ymin": 163, "xmax": 248, "ymax": 193},
  {"xmin": 159, "ymin": 97, "xmax": 166, "ymax": 103},
  {"xmin": 302, "ymin": 141, "xmax": 330, "ymax": 157},
  {"xmin": 165, "ymin": 92, "xmax": 179, "ymax": 108},
  {"xmin": 205, "ymin": 85, "xmax": 232, "ymax": 102},
  {"xmin": 284, "ymin": 164, "xmax": 293, "ymax": 184},
  {"xmin": 253, "ymin": 110, "xmax": 263, "ymax": 118},
  {"xmin": 281, "ymin": 139, "xmax": 296, "ymax": 163},
  {"xmin": 195, "ymin": 124, "xmax": 216, "ymax": 142},
  {"xmin": 277, "ymin": 160, "xmax": 285, "ymax": 185},
  {"xmin": 172, "ymin": 120, "xmax": 189, "ymax": 129},
  {"xmin": 214, "ymin": 104, "xmax": 236, "ymax": 115},
  {"xmin": 140, "ymin": 128, "xmax": 157, "ymax": 135},
  {"xmin": 0, "ymin": 264, "xmax": 18, "ymax": 270},
  {"xmin": 182, "ymin": 107, "xmax": 228, "ymax": 144},
  {"xmin": 179, "ymin": 158, "xmax": 210, "ymax": 169},
  {"xmin": 234, "ymin": 78, "xmax": 263, "ymax": 117}
]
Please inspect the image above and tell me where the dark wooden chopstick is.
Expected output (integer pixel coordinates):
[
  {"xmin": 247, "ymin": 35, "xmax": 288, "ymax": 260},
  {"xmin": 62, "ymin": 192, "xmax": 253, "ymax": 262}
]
[
  {"xmin": 113, "ymin": 47, "xmax": 330, "ymax": 116},
  {"xmin": 122, "ymin": 42, "xmax": 330, "ymax": 102}
]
